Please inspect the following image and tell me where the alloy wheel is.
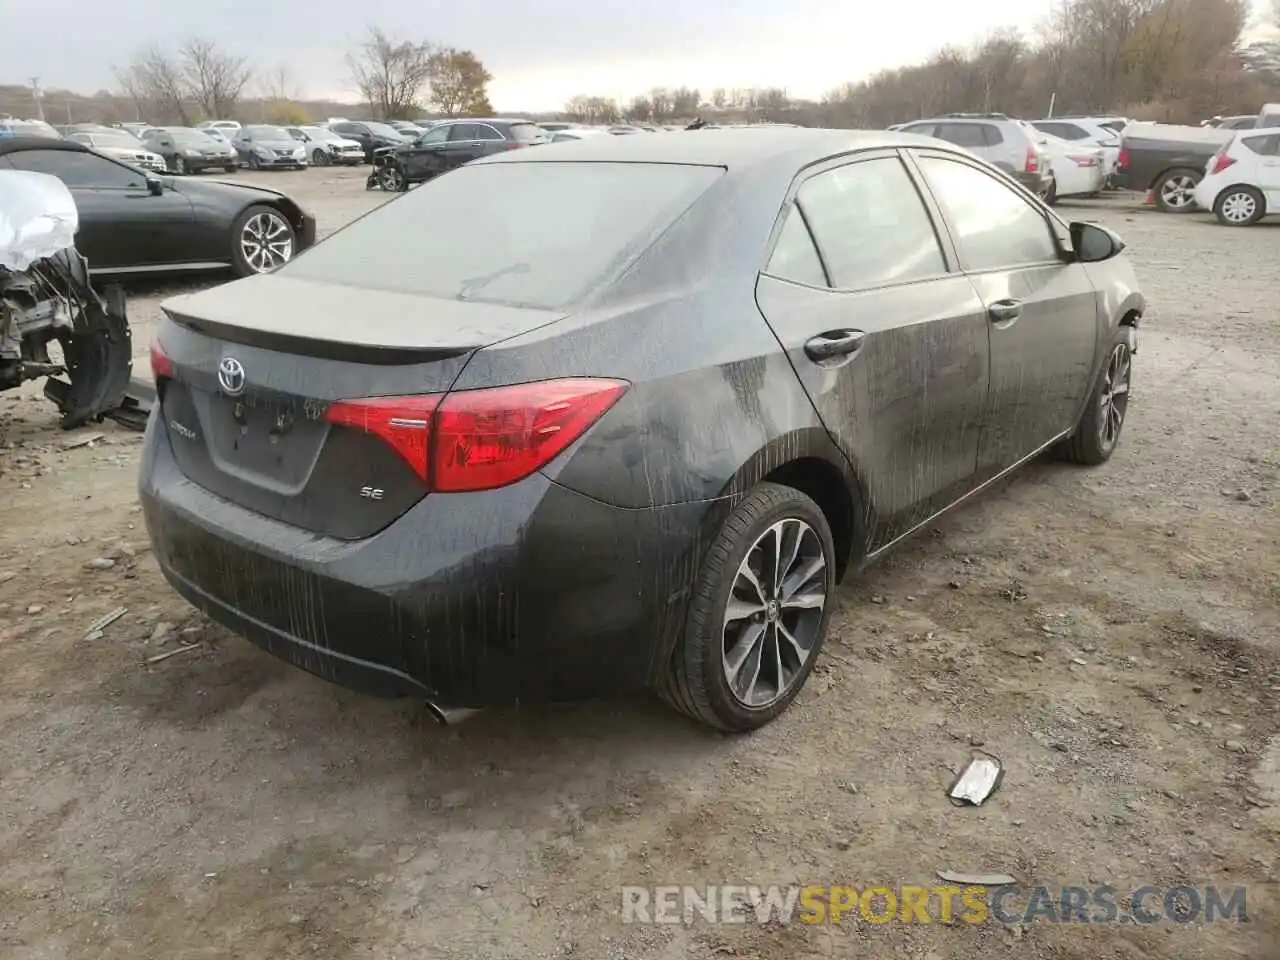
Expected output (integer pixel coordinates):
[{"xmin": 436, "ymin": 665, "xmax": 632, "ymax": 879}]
[
  {"xmin": 721, "ymin": 518, "xmax": 828, "ymax": 709},
  {"xmin": 173, "ymin": 156, "xmax": 186, "ymax": 175},
  {"xmin": 312, "ymin": 149, "xmax": 329, "ymax": 166},
  {"xmin": 1220, "ymin": 190, "xmax": 1257, "ymax": 224},
  {"xmin": 1097, "ymin": 341, "xmax": 1131, "ymax": 453},
  {"xmin": 380, "ymin": 165, "xmax": 405, "ymax": 191},
  {"xmin": 239, "ymin": 211, "xmax": 294, "ymax": 273},
  {"xmin": 1159, "ymin": 174, "xmax": 1196, "ymax": 210}
]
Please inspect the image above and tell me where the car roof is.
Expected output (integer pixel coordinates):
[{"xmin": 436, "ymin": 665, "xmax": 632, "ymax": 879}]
[
  {"xmin": 0, "ymin": 137, "xmax": 88, "ymax": 156},
  {"xmin": 433, "ymin": 117, "xmax": 534, "ymax": 126},
  {"xmin": 480, "ymin": 127, "xmax": 944, "ymax": 172}
]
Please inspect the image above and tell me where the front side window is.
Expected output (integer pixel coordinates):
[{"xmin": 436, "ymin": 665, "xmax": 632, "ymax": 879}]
[
  {"xmin": 418, "ymin": 126, "xmax": 451, "ymax": 145},
  {"xmin": 5, "ymin": 149, "xmax": 145, "ymax": 189},
  {"xmin": 764, "ymin": 204, "xmax": 828, "ymax": 287},
  {"xmin": 917, "ymin": 156, "xmax": 1059, "ymax": 271},
  {"xmin": 796, "ymin": 157, "xmax": 947, "ymax": 290}
]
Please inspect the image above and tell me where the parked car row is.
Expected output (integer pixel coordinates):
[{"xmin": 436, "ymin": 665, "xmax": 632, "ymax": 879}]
[{"xmin": 891, "ymin": 113, "xmax": 1124, "ymax": 205}]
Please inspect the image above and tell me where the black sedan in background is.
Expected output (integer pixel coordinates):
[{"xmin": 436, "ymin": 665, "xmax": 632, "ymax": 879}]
[
  {"xmin": 375, "ymin": 117, "xmax": 548, "ymax": 190},
  {"xmin": 0, "ymin": 138, "xmax": 315, "ymax": 276},
  {"xmin": 140, "ymin": 129, "xmax": 1143, "ymax": 731},
  {"xmin": 139, "ymin": 127, "xmax": 239, "ymax": 174}
]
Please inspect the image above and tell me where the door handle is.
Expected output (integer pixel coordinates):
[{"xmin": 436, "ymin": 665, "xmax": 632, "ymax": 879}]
[
  {"xmin": 987, "ymin": 299, "xmax": 1022, "ymax": 323},
  {"xmin": 804, "ymin": 330, "xmax": 865, "ymax": 362}
]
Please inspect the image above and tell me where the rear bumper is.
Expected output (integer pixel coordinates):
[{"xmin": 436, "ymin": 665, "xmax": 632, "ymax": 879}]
[
  {"xmin": 139, "ymin": 414, "xmax": 723, "ymax": 706},
  {"xmin": 1016, "ymin": 170, "xmax": 1053, "ymax": 195}
]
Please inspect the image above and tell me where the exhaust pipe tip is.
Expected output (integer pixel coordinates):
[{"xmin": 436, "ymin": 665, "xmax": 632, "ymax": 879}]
[{"xmin": 425, "ymin": 702, "xmax": 481, "ymax": 726}]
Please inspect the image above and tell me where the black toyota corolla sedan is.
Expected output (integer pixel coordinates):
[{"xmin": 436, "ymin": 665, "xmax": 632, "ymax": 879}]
[{"xmin": 140, "ymin": 128, "xmax": 1144, "ymax": 731}]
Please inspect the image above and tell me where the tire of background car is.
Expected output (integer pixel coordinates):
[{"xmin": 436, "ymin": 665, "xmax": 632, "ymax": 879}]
[
  {"xmin": 1212, "ymin": 184, "xmax": 1265, "ymax": 227},
  {"xmin": 230, "ymin": 204, "xmax": 297, "ymax": 277},
  {"xmin": 658, "ymin": 482, "xmax": 836, "ymax": 732},
  {"xmin": 380, "ymin": 162, "xmax": 407, "ymax": 192},
  {"xmin": 1044, "ymin": 177, "xmax": 1059, "ymax": 205},
  {"xmin": 1152, "ymin": 167, "xmax": 1200, "ymax": 213},
  {"xmin": 169, "ymin": 155, "xmax": 186, "ymax": 175},
  {"xmin": 222, "ymin": 166, "xmax": 237, "ymax": 174},
  {"xmin": 311, "ymin": 149, "xmax": 329, "ymax": 166},
  {"xmin": 1056, "ymin": 327, "xmax": 1133, "ymax": 466},
  {"xmin": 247, "ymin": 154, "xmax": 261, "ymax": 171}
]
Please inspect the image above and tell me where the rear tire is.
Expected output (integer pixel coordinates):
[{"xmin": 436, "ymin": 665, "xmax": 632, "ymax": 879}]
[
  {"xmin": 222, "ymin": 166, "xmax": 237, "ymax": 174},
  {"xmin": 1056, "ymin": 329, "xmax": 1133, "ymax": 466},
  {"xmin": 1213, "ymin": 185, "xmax": 1265, "ymax": 226},
  {"xmin": 1153, "ymin": 168, "xmax": 1200, "ymax": 213},
  {"xmin": 1044, "ymin": 177, "xmax": 1059, "ymax": 205},
  {"xmin": 658, "ymin": 483, "xmax": 836, "ymax": 732},
  {"xmin": 311, "ymin": 149, "xmax": 330, "ymax": 166}
]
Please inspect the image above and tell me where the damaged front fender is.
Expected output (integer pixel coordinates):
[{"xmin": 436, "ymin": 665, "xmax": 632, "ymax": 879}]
[{"xmin": 1, "ymin": 170, "xmax": 134, "ymax": 428}]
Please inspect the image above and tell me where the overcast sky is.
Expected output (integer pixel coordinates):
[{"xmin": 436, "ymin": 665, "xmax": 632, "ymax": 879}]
[{"xmin": 6, "ymin": 0, "xmax": 1276, "ymax": 111}]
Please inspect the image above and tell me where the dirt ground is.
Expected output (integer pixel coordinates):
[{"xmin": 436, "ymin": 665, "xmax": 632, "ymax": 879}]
[{"xmin": 1, "ymin": 168, "xmax": 1278, "ymax": 960}]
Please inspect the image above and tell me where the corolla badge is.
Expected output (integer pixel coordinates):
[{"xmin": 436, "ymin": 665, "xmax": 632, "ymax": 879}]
[{"xmin": 217, "ymin": 357, "xmax": 247, "ymax": 397}]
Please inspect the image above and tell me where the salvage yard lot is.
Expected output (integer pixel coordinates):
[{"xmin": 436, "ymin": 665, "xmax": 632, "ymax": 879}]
[{"xmin": 1, "ymin": 167, "xmax": 1278, "ymax": 959}]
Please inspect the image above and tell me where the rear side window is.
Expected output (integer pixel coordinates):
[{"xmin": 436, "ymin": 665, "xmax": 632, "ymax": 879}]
[
  {"xmin": 796, "ymin": 157, "xmax": 947, "ymax": 290},
  {"xmin": 764, "ymin": 205, "xmax": 827, "ymax": 287},
  {"xmin": 1260, "ymin": 112, "xmax": 1280, "ymax": 128},
  {"xmin": 917, "ymin": 156, "xmax": 1059, "ymax": 271},
  {"xmin": 900, "ymin": 123, "xmax": 937, "ymax": 137},
  {"xmin": 278, "ymin": 161, "xmax": 724, "ymax": 310},
  {"xmin": 509, "ymin": 123, "xmax": 547, "ymax": 143},
  {"xmin": 933, "ymin": 123, "xmax": 988, "ymax": 149},
  {"xmin": 1242, "ymin": 134, "xmax": 1280, "ymax": 156}
]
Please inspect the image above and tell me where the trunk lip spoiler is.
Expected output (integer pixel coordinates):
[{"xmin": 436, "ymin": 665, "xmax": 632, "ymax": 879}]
[{"xmin": 162, "ymin": 307, "xmax": 477, "ymax": 366}]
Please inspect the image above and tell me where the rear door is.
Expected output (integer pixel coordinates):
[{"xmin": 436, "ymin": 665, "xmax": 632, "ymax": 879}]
[
  {"xmin": 3, "ymin": 148, "xmax": 196, "ymax": 268},
  {"xmin": 753, "ymin": 150, "xmax": 990, "ymax": 550},
  {"xmin": 909, "ymin": 149, "xmax": 1098, "ymax": 481},
  {"xmin": 1241, "ymin": 133, "xmax": 1280, "ymax": 208}
]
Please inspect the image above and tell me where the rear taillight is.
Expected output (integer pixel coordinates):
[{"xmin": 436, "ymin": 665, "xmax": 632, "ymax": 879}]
[
  {"xmin": 1024, "ymin": 146, "xmax": 1039, "ymax": 173},
  {"xmin": 505, "ymin": 141, "xmax": 528, "ymax": 150},
  {"xmin": 150, "ymin": 338, "xmax": 174, "ymax": 380},
  {"xmin": 1210, "ymin": 152, "xmax": 1236, "ymax": 175},
  {"xmin": 324, "ymin": 378, "xmax": 629, "ymax": 491},
  {"xmin": 1117, "ymin": 147, "xmax": 1130, "ymax": 171}
]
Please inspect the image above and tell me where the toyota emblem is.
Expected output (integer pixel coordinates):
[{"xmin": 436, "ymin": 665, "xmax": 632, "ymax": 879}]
[{"xmin": 217, "ymin": 357, "xmax": 247, "ymax": 397}]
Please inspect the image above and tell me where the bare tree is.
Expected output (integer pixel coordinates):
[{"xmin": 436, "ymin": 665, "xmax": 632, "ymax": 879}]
[
  {"xmin": 180, "ymin": 37, "xmax": 251, "ymax": 120},
  {"xmin": 263, "ymin": 64, "xmax": 295, "ymax": 103},
  {"xmin": 347, "ymin": 27, "xmax": 434, "ymax": 119},
  {"xmin": 117, "ymin": 45, "xmax": 191, "ymax": 124}
]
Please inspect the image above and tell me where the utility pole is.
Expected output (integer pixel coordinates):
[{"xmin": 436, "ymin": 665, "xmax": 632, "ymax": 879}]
[{"xmin": 30, "ymin": 77, "xmax": 44, "ymax": 121}]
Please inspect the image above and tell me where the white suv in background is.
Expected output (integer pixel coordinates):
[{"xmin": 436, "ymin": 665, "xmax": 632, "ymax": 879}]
[
  {"xmin": 896, "ymin": 114, "xmax": 1053, "ymax": 197},
  {"xmin": 1194, "ymin": 128, "xmax": 1280, "ymax": 226},
  {"xmin": 1031, "ymin": 118, "xmax": 1122, "ymax": 185}
]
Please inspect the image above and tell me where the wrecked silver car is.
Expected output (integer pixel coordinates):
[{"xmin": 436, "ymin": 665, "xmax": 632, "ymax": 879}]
[{"xmin": 0, "ymin": 169, "xmax": 138, "ymax": 428}]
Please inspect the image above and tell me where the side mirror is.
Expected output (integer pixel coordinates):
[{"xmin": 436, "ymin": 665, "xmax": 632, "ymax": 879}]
[
  {"xmin": 1070, "ymin": 221, "xmax": 1125, "ymax": 263},
  {"xmin": 146, "ymin": 176, "xmax": 164, "ymax": 196}
]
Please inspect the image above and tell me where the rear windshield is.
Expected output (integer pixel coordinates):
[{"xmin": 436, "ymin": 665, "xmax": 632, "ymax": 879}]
[
  {"xmin": 509, "ymin": 122, "xmax": 548, "ymax": 143},
  {"xmin": 279, "ymin": 161, "xmax": 723, "ymax": 310},
  {"xmin": 1261, "ymin": 112, "xmax": 1280, "ymax": 128}
]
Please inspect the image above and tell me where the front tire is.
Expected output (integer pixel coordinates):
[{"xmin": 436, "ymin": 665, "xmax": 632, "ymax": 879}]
[
  {"xmin": 380, "ymin": 163, "xmax": 407, "ymax": 192},
  {"xmin": 1057, "ymin": 330, "xmax": 1132, "ymax": 465},
  {"xmin": 311, "ymin": 149, "xmax": 330, "ymax": 166},
  {"xmin": 169, "ymin": 155, "xmax": 186, "ymax": 175},
  {"xmin": 658, "ymin": 483, "xmax": 836, "ymax": 732},
  {"xmin": 1153, "ymin": 168, "xmax": 1200, "ymax": 213},
  {"xmin": 231, "ymin": 204, "xmax": 297, "ymax": 277},
  {"xmin": 1213, "ymin": 185, "xmax": 1265, "ymax": 226}
]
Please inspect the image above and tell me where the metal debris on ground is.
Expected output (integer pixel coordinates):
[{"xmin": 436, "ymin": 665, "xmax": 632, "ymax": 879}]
[
  {"xmin": 936, "ymin": 870, "xmax": 1017, "ymax": 887},
  {"xmin": 60, "ymin": 432, "xmax": 104, "ymax": 450},
  {"xmin": 947, "ymin": 751, "xmax": 1004, "ymax": 806},
  {"xmin": 84, "ymin": 606, "xmax": 127, "ymax": 637},
  {"xmin": 144, "ymin": 642, "xmax": 201, "ymax": 664}
]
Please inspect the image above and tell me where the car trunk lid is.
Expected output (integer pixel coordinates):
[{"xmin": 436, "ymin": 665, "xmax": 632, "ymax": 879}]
[{"xmin": 154, "ymin": 275, "xmax": 567, "ymax": 539}]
